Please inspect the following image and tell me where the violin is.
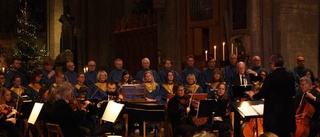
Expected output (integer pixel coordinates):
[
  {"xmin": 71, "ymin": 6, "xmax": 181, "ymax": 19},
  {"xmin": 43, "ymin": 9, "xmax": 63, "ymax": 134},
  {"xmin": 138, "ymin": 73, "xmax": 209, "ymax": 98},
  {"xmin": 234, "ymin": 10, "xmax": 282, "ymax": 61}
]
[{"xmin": 179, "ymin": 94, "xmax": 191, "ymax": 106}]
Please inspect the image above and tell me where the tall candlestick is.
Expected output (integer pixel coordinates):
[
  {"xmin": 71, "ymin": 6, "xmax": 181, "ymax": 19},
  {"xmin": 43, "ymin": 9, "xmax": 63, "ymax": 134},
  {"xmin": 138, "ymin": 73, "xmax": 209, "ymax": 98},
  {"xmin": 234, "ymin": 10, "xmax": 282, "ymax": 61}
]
[
  {"xmin": 222, "ymin": 42, "xmax": 225, "ymax": 61},
  {"xmin": 205, "ymin": 50, "xmax": 208, "ymax": 61},
  {"xmin": 214, "ymin": 45, "xmax": 217, "ymax": 60},
  {"xmin": 231, "ymin": 43, "xmax": 234, "ymax": 55}
]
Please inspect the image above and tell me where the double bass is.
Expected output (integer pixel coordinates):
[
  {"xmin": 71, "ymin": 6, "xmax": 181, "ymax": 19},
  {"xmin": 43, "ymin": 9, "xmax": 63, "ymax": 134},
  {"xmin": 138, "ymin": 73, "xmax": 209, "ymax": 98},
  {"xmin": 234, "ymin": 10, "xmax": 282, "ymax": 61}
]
[{"xmin": 294, "ymin": 92, "xmax": 315, "ymax": 137}]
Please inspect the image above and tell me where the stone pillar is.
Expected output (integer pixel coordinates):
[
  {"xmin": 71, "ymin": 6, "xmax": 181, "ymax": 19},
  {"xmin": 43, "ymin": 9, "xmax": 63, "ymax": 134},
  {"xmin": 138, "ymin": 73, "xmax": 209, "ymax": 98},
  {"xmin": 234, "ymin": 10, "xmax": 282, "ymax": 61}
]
[
  {"xmin": 155, "ymin": 0, "xmax": 182, "ymax": 72},
  {"xmin": 249, "ymin": 0, "xmax": 263, "ymax": 62},
  {"xmin": 47, "ymin": 0, "xmax": 63, "ymax": 59}
]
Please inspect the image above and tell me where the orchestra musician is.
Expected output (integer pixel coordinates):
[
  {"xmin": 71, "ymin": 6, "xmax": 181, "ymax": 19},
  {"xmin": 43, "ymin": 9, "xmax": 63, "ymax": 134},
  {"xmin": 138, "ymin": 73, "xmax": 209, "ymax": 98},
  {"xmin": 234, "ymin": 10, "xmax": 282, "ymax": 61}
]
[
  {"xmin": 168, "ymin": 82, "xmax": 197, "ymax": 137},
  {"xmin": 295, "ymin": 76, "xmax": 320, "ymax": 137},
  {"xmin": 51, "ymin": 82, "xmax": 88, "ymax": 137},
  {"xmin": 0, "ymin": 87, "xmax": 23, "ymax": 137},
  {"xmin": 208, "ymin": 82, "xmax": 232, "ymax": 137}
]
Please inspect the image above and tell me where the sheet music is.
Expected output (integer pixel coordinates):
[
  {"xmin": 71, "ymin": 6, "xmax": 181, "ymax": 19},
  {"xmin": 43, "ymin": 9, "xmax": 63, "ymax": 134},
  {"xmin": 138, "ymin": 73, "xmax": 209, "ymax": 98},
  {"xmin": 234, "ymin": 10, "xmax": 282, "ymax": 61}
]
[
  {"xmin": 102, "ymin": 101, "xmax": 124, "ymax": 123},
  {"xmin": 237, "ymin": 106, "xmax": 258, "ymax": 116},
  {"xmin": 251, "ymin": 104, "xmax": 264, "ymax": 115},
  {"xmin": 27, "ymin": 103, "xmax": 44, "ymax": 125}
]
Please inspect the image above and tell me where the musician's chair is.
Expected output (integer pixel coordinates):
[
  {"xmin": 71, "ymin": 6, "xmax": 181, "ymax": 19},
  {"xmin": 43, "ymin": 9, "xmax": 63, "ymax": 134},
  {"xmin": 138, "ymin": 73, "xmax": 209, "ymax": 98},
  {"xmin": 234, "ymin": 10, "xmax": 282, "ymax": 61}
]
[{"xmin": 45, "ymin": 123, "xmax": 64, "ymax": 137}]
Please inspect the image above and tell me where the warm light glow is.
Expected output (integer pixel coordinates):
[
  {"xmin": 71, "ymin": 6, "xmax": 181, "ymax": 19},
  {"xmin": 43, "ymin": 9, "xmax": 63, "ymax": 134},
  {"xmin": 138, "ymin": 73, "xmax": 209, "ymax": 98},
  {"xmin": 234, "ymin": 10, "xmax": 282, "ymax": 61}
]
[
  {"xmin": 222, "ymin": 42, "xmax": 225, "ymax": 61},
  {"xmin": 214, "ymin": 46, "xmax": 217, "ymax": 60},
  {"xmin": 205, "ymin": 50, "xmax": 208, "ymax": 61}
]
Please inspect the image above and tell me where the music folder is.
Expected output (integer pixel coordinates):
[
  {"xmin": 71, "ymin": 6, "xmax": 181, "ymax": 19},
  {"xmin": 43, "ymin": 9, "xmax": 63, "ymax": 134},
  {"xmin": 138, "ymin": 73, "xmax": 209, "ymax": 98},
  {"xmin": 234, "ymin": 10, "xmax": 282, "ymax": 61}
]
[{"xmin": 232, "ymin": 85, "xmax": 252, "ymax": 98}]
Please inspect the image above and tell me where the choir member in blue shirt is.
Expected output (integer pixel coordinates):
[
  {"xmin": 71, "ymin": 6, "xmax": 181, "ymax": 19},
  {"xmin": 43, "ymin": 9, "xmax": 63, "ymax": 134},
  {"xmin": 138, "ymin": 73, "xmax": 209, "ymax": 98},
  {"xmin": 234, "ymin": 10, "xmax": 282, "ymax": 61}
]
[
  {"xmin": 160, "ymin": 71, "xmax": 176, "ymax": 104},
  {"xmin": 159, "ymin": 59, "xmax": 180, "ymax": 84},
  {"xmin": 41, "ymin": 57, "xmax": 56, "ymax": 88},
  {"xmin": 136, "ymin": 58, "xmax": 159, "ymax": 83},
  {"xmin": 200, "ymin": 57, "xmax": 217, "ymax": 89},
  {"xmin": 64, "ymin": 61, "xmax": 78, "ymax": 85},
  {"xmin": 143, "ymin": 71, "xmax": 161, "ymax": 102},
  {"xmin": 85, "ymin": 61, "xmax": 98, "ymax": 91},
  {"xmin": 185, "ymin": 73, "xmax": 203, "ymax": 93},
  {"xmin": 222, "ymin": 54, "xmax": 237, "ymax": 87},
  {"xmin": 90, "ymin": 70, "xmax": 108, "ymax": 100},
  {"xmin": 5, "ymin": 57, "xmax": 28, "ymax": 88},
  {"xmin": 107, "ymin": 58, "xmax": 128, "ymax": 84},
  {"xmin": 180, "ymin": 55, "xmax": 201, "ymax": 85}
]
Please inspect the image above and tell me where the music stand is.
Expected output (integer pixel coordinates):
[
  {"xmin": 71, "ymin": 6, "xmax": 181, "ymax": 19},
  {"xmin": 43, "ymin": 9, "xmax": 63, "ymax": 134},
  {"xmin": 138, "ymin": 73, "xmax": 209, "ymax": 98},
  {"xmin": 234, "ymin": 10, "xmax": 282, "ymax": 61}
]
[
  {"xmin": 20, "ymin": 100, "xmax": 35, "ymax": 119},
  {"xmin": 196, "ymin": 100, "xmax": 215, "ymax": 117},
  {"xmin": 232, "ymin": 85, "xmax": 252, "ymax": 98}
]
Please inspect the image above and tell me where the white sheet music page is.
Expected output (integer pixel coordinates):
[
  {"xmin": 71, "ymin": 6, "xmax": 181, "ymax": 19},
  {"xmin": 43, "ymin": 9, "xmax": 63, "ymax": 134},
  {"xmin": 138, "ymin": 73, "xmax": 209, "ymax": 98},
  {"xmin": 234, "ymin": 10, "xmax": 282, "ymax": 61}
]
[
  {"xmin": 237, "ymin": 106, "xmax": 259, "ymax": 116},
  {"xmin": 251, "ymin": 104, "xmax": 264, "ymax": 115},
  {"xmin": 102, "ymin": 100, "xmax": 124, "ymax": 123},
  {"xmin": 28, "ymin": 103, "xmax": 44, "ymax": 125}
]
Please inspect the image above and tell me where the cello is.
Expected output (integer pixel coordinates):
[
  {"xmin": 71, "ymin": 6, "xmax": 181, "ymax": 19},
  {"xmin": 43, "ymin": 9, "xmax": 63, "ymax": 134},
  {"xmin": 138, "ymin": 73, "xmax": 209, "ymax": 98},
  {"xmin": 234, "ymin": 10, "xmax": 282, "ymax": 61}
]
[{"xmin": 294, "ymin": 92, "xmax": 315, "ymax": 137}]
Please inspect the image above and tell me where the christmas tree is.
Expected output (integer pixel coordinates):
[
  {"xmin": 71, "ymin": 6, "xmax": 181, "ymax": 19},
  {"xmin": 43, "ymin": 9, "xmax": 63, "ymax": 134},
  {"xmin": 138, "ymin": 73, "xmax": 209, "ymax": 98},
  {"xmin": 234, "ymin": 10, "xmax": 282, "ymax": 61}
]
[{"xmin": 14, "ymin": 0, "xmax": 49, "ymax": 75}]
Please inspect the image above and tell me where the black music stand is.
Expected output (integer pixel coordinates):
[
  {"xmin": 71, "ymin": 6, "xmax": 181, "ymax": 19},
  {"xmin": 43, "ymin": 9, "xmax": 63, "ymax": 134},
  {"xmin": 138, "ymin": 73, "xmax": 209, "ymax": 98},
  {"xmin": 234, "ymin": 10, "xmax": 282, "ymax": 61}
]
[
  {"xmin": 20, "ymin": 100, "xmax": 35, "ymax": 119},
  {"xmin": 196, "ymin": 99, "xmax": 229, "ymax": 118},
  {"xmin": 232, "ymin": 85, "xmax": 252, "ymax": 98}
]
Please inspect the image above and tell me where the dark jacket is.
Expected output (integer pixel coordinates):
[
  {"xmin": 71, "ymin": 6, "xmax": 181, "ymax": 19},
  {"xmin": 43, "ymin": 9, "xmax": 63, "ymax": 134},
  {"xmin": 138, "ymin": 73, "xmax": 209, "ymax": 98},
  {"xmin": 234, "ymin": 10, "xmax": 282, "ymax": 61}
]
[{"xmin": 253, "ymin": 68, "xmax": 296, "ymax": 133}]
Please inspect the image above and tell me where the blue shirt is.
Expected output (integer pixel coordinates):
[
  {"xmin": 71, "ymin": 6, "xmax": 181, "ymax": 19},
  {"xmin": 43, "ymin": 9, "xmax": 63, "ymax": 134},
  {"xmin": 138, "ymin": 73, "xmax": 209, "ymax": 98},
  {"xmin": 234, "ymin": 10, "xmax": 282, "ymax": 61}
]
[
  {"xmin": 107, "ymin": 69, "xmax": 126, "ymax": 83},
  {"xmin": 180, "ymin": 67, "xmax": 201, "ymax": 85},
  {"xmin": 136, "ymin": 69, "xmax": 159, "ymax": 83},
  {"xmin": 41, "ymin": 68, "xmax": 56, "ymax": 88},
  {"xmin": 85, "ymin": 70, "xmax": 98, "ymax": 90},
  {"xmin": 199, "ymin": 68, "xmax": 216, "ymax": 89},
  {"xmin": 158, "ymin": 69, "xmax": 180, "ymax": 84},
  {"xmin": 222, "ymin": 65, "xmax": 237, "ymax": 86},
  {"xmin": 5, "ymin": 69, "xmax": 28, "ymax": 88},
  {"xmin": 64, "ymin": 70, "xmax": 78, "ymax": 85}
]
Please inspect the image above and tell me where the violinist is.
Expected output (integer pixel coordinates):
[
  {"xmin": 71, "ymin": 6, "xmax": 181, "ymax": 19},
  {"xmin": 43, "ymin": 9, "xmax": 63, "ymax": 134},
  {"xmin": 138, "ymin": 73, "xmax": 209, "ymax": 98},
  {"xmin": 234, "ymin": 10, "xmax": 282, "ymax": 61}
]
[
  {"xmin": 0, "ymin": 87, "xmax": 23, "ymax": 137},
  {"xmin": 168, "ymin": 82, "xmax": 198, "ymax": 137},
  {"xmin": 208, "ymin": 82, "xmax": 232, "ymax": 137},
  {"xmin": 295, "ymin": 76, "xmax": 320, "ymax": 137},
  {"xmin": 51, "ymin": 82, "xmax": 88, "ymax": 137}
]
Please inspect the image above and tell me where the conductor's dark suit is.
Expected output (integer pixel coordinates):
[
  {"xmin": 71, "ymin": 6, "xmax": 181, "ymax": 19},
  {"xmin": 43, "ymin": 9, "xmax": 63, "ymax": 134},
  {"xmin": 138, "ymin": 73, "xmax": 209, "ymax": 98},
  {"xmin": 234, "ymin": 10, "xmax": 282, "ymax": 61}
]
[{"xmin": 253, "ymin": 68, "xmax": 296, "ymax": 136}]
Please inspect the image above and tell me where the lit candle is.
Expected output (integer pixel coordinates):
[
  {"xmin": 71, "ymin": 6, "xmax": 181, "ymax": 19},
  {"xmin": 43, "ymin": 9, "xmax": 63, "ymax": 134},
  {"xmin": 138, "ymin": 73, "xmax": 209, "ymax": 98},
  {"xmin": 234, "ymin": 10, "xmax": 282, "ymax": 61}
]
[
  {"xmin": 83, "ymin": 67, "xmax": 86, "ymax": 73},
  {"xmin": 236, "ymin": 46, "xmax": 238, "ymax": 57},
  {"xmin": 222, "ymin": 42, "xmax": 225, "ymax": 61},
  {"xmin": 205, "ymin": 50, "xmax": 208, "ymax": 61},
  {"xmin": 231, "ymin": 43, "xmax": 234, "ymax": 54},
  {"xmin": 1, "ymin": 67, "xmax": 4, "ymax": 73},
  {"xmin": 214, "ymin": 45, "xmax": 217, "ymax": 60}
]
